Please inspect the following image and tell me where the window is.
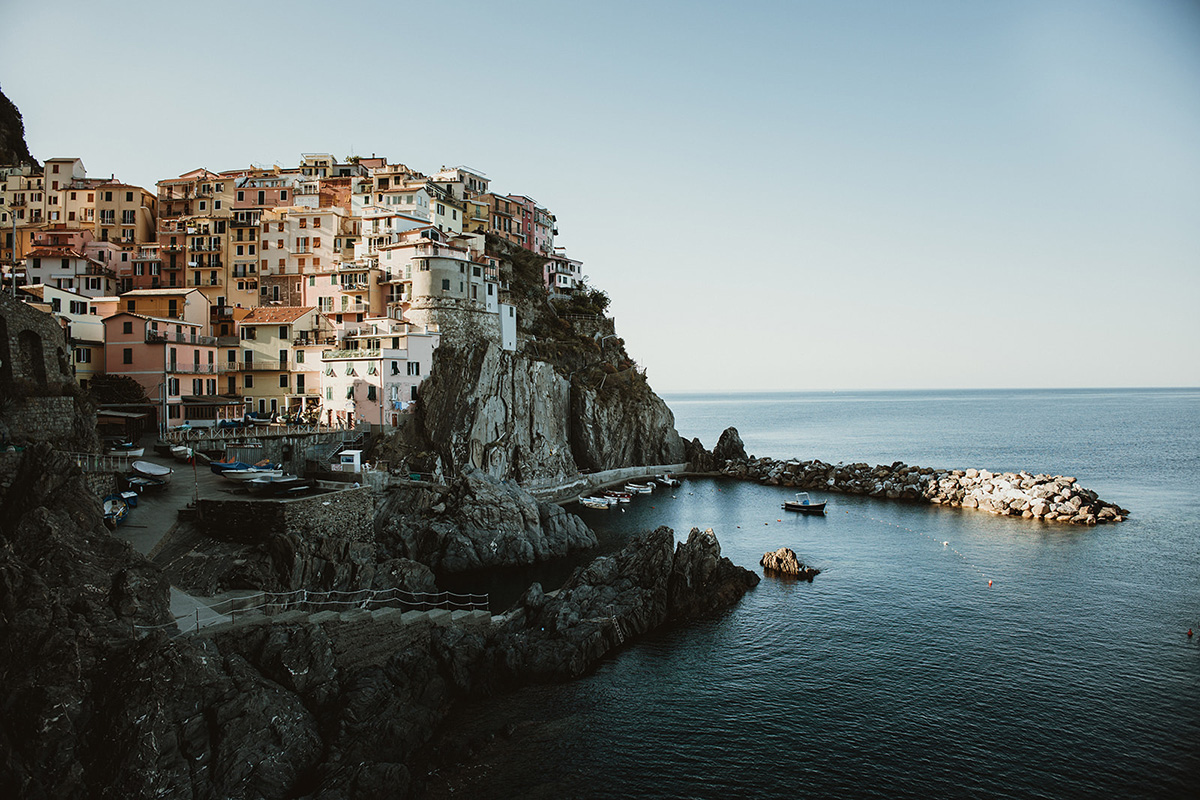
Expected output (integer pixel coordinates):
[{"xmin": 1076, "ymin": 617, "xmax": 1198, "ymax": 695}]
[
  {"xmin": 168, "ymin": 377, "xmax": 179, "ymax": 396},
  {"xmin": 74, "ymin": 348, "xmax": 91, "ymax": 364},
  {"xmin": 279, "ymin": 374, "xmax": 288, "ymax": 388},
  {"xmin": 279, "ymin": 325, "xmax": 288, "ymax": 339},
  {"xmin": 326, "ymin": 387, "xmax": 333, "ymax": 400},
  {"xmin": 299, "ymin": 218, "xmax": 307, "ymax": 229},
  {"xmin": 441, "ymin": 279, "xmax": 450, "ymax": 291},
  {"xmin": 280, "ymin": 190, "xmax": 287, "ymax": 200},
  {"xmin": 367, "ymin": 385, "xmax": 377, "ymax": 401},
  {"xmin": 123, "ymin": 348, "xmax": 133, "ymax": 364},
  {"xmin": 407, "ymin": 361, "xmax": 420, "ymax": 376},
  {"xmin": 296, "ymin": 350, "xmax": 304, "ymax": 363},
  {"xmin": 244, "ymin": 374, "xmax": 253, "ymax": 388},
  {"xmin": 312, "ymin": 217, "xmax": 320, "ymax": 228}
]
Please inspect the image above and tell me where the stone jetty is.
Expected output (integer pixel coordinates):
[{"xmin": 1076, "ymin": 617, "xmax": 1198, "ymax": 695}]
[{"xmin": 715, "ymin": 451, "xmax": 1128, "ymax": 525}]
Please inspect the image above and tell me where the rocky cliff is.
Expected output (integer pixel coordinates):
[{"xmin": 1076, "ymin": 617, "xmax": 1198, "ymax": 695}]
[
  {"xmin": 381, "ymin": 239, "xmax": 685, "ymax": 485},
  {"xmin": 0, "ymin": 86, "xmax": 37, "ymax": 168},
  {"xmin": 376, "ymin": 468, "xmax": 596, "ymax": 572}
]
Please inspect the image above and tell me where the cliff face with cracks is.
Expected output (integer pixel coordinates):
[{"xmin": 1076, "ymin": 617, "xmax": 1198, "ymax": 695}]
[{"xmin": 384, "ymin": 238, "xmax": 686, "ymax": 485}]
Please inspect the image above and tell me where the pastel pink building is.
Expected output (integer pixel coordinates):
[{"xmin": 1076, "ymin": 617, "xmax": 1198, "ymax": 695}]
[{"xmin": 103, "ymin": 311, "xmax": 235, "ymax": 429}]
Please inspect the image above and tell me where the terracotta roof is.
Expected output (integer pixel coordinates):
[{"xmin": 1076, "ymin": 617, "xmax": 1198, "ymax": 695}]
[
  {"xmin": 105, "ymin": 311, "xmax": 202, "ymax": 327},
  {"xmin": 241, "ymin": 306, "xmax": 315, "ymax": 324}
]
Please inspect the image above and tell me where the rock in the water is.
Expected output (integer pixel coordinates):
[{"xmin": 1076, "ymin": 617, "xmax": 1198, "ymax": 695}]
[
  {"xmin": 760, "ymin": 547, "xmax": 820, "ymax": 580},
  {"xmin": 712, "ymin": 427, "xmax": 748, "ymax": 462}
]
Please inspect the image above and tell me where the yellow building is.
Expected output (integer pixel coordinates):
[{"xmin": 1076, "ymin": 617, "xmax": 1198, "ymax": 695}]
[{"xmin": 236, "ymin": 306, "xmax": 324, "ymax": 417}]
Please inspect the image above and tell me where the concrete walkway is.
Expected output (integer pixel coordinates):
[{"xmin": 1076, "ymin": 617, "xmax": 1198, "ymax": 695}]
[{"xmin": 169, "ymin": 587, "xmax": 233, "ymax": 633}]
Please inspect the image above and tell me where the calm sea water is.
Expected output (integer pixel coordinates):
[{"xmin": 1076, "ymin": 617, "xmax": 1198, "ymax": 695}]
[{"xmin": 429, "ymin": 389, "xmax": 1200, "ymax": 799}]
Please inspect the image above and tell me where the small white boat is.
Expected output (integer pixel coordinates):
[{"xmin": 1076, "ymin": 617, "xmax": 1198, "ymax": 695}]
[
  {"xmin": 783, "ymin": 492, "xmax": 827, "ymax": 515},
  {"xmin": 655, "ymin": 474, "xmax": 681, "ymax": 488},
  {"xmin": 106, "ymin": 443, "xmax": 145, "ymax": 458},
  {"xmin": 170, "ymin": 445, "xmax": 194, "ymax": 462},
  {"xmin": 131, "ymin": 460, "xmax": 173, "ymax": 484},
  {"xmin": 221, "ymin": 467, "xmax": 285, "ymax": 483},
  {"xmin": 245, "ymin": 475, "xmax": 307, "ymax": 495},
  {"xmin": 625, "ymin": 483, "xmax": 654, "ymax": 494},
  {"xmin": 604, "ymin": 491, "xmax": 633, "ymax": 503},
  {"xmin": 579, "ymin": 497, "xmax": 610, "ymax": 509}
]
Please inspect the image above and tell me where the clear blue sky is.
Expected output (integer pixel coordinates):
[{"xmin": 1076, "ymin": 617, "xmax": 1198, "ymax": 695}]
[{"xmin": 3, "ymin": 0, "xmax": 1197, "ymax": 391}]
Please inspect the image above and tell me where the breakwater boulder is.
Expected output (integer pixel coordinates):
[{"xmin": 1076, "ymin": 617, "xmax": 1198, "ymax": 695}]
[
  {"xmin": 715, "ymin": 457, "xmax": 1129, "ymax": 525},
  {"xmin": 761, "ymin": 547, "xmax": 820, "ymax": 579},
  {"xmin": 487, "ymin": 526, "xmax": 759, "ymax": 682}
]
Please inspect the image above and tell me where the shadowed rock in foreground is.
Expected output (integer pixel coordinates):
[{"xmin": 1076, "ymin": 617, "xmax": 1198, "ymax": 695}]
[{"xmin": 483, "ymin": 526, "xmax": 760, "ymax": 683}]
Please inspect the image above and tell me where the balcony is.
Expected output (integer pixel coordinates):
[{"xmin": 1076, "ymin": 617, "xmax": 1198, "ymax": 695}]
[
  {"xmin": 167, "ymin": 363, "xmax": 220, "ymax": 375},
  {"xmin": 322, "ymin": 348, "xmax": 380, "ymax": 360},
  {"xmin": 239, "ymin": 360, "xmax": 286, "ymax": 371},
  {"xmin": 187, "ymin": 276, "xmax": 223, "ymax": 287},
  {"xmin": 216, "ymin": 335, "xmax": 240, "ymax": 346},
  {"xmin": 146, "ymin": 331, "xmax": 217, "ymax": 347},
  {"xmin": 293, "ymin": 335, "xmax": 338, "ymax": 347}
]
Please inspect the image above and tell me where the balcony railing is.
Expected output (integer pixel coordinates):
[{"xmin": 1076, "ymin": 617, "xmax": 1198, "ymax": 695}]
[
  {"xmin": 146, "ymin": 331, "xmax": 217, "ymax": 347},
  {"xmin": 293, "ymin": 335, "xmax": 338, "ymax": 347},
  {"xmin": 167, "ymin": 363, "xmax": 220, "ymax": 375},
  {"xmin": 239, "ymin": 360, "xmax": 286, "ymax": 371},
  {"xmin": 187, "ymin": 277, "xmax": 223, "ymax": 287},
  {"xmin": 322, "ymin": 348, "xmax": 380, "ymax": 360}
]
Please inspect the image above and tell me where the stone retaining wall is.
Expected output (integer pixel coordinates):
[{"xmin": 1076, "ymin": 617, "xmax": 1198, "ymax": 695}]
[
  {"xmin": 720, "ymin": 457, "xmax": 1128, "ymax": 525},
  {"xmin": 197, "ymin": 486, "xmax": 375, "ymax": 544}
]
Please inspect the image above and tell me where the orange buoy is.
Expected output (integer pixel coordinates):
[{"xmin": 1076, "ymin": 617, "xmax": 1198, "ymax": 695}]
[
  {"xmin": 1189, "ymin": 629, "xmax": 1194, "ymax": 637},
  {"xmin": 988, "ymin": 580, "xmax": 993, "ymax": 587}
]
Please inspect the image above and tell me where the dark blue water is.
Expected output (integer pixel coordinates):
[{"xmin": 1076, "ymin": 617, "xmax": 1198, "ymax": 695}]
[{"xmin": 430, "ymin": 389, "xmax": 1200, "ymax": 799}]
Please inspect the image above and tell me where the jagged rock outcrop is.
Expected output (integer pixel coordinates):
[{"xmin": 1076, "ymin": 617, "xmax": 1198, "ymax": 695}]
[
  {"xmin": 713, "ymin": 426, "xmax": 748, "ymax": 462},
  {"xmin": 0, "ymin": 86, "xmax": 37, "ymax": 167},
  {"xmin": 485, "ymin": 527, "xmax": 759, "ymax": 682},
  {"xmin": 760, "ymin": 547, "xmax": 820, "ymax": 580},
  {"xmin": 376, "ymin": 468, "xmax": 596, "ymax": 572}
]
